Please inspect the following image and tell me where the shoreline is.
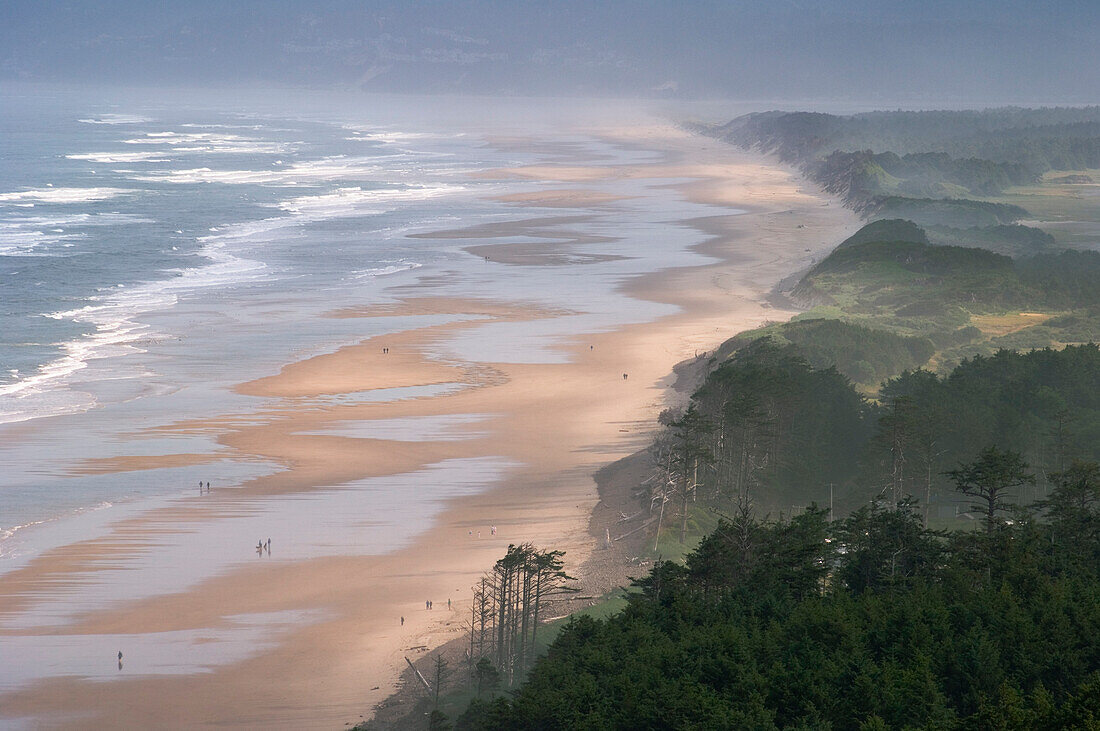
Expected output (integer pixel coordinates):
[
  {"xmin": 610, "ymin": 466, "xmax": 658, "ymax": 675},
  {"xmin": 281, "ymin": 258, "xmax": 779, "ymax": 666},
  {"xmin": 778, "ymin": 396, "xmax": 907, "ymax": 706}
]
[{"xmin": 0, "ymin": 125, "xmax": 858, "ymax": 729}]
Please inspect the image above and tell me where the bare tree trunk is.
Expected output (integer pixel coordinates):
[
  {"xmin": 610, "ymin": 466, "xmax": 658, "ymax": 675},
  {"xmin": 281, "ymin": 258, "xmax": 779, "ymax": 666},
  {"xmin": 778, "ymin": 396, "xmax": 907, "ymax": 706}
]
[
  {"xmin": 679, "ymin": 474, "xmax": 689, "ymax": 544},
  {"xmin": 531, "ymin": 569, "xmax": 544, "ymax": 651},
  {"xmin": 653, "ymin": 488, "xmax": 666, "ymax": 553},
  {"xmin": 518, "ymin": 551, "xmax": 532, "ymax": 674}
]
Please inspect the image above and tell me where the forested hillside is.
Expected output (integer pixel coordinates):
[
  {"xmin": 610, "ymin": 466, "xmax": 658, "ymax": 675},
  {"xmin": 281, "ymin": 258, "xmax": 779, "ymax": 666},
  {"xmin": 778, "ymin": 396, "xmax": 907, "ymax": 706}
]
[
  {"xmin": 706, "ymin": 107, "xmax": 1100, "ymax": 238},
  {"xmin": 654, "ymin": 341, "xmax": 1100, "ymax": 520},
  {"xmin": 451, "ymin": 342, "xmax": 1100, "ymax": 728},
  {"xmin": 453, "ymin": 341, "xmax": 1100, "ymax": 728},
  {"xmin": 716, "ymin": 108, "xmax": 1100, "ymax": 169},
  {"xmin": 460, "ymin": 479, "xmax": 1100, "ymax": 729},
  {"xmin": 783, "ymin": 227, "xmax": 1100, "ymax": 372}
]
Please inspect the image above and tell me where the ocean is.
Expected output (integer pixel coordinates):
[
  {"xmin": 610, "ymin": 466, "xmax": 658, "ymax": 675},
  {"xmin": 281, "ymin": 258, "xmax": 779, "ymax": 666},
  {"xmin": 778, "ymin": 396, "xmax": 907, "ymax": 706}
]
[{"xmin": 0, "ymin": 86, "xmax": 708, "ymax": 577}]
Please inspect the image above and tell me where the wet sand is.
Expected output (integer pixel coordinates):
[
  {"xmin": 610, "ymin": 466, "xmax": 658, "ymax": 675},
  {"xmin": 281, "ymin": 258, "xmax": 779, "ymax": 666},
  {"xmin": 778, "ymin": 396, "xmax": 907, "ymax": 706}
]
[{"xmin": 0, "ymin": 124, "xmax": 858, "ymax": 728}]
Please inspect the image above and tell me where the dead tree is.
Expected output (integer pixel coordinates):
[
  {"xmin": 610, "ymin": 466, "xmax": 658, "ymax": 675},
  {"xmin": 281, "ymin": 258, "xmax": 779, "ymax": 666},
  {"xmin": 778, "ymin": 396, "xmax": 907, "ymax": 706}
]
[{"xmin": 467, "ymin": 543, "xmax": 575, "ymax": 687}]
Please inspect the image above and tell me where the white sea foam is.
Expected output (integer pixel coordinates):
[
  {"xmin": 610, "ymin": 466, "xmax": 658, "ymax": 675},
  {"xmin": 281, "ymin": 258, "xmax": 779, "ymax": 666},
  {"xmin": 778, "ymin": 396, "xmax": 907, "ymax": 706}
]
[
  {"xmin": 277, "ymin": 184, "xmax": 464, "ymax": 217},
  {"xmin": 0, "ymin": 228, "xmax": 85, "ymax": 255},
  {"xmin": 122, "ymin": 131, "xmax": 288, "ymax": 155},
  {"xmin": 178, "ymin": 123, "xmax": 274, "ymax": 130},
  {"xmin": 127, "ymin": 155, "xmax": 384, "ymax": 185},
  {"xmin": 353, "ymin": 261, "xmax": 423, "ymax": 278},
  {"xmin": 0, "ymin": 212, "xmax": 150, "ymax": 255},
  {"xmin": 0, "ymin": 187, "xmax": 130, "ymax": 204},
  {"xmin": 170, "ymin": 143, "xmax": 289, "ymax": 155},
  {"xmin": 0, "ymin": 502, "xmax": 113, "ymax": 562},
  {"xmin": 77, "ymin": 114, "xmax": 153, "ymax": 125},
  {"xmin": 343, "ymin": 127, "xmax": 465, "ymax": 144},
  {"xmin": 129, "ymin": 167, "xmax": 291, "ymax": 185},
  {"xmin": 67, "ymin": 151, "xmax": 170, "ymax": 163},
  {"xmin": 343, "ymin": 129, "xmax": 467, "ymax": 162},
  {"xmin": 0, "ymin": 229, "xmax": 267, "ymax": 424},
  {"xmin": 0, "ymin": 127, "xmax": 461, "ymax": 424}
]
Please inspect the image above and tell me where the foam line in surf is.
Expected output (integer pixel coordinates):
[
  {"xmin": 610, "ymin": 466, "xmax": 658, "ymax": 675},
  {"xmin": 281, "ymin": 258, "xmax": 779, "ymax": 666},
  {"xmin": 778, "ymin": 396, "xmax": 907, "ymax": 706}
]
[{"xmin": 0, "ymin": 187, "xmax": 132, "ymax": 204}]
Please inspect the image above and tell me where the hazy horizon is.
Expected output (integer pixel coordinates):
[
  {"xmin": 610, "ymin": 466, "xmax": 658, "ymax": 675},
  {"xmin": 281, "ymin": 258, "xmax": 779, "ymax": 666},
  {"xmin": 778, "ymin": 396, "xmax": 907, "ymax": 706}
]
[{"xmin": 4, "ymin": 1, "xmax": 1099, "ymax": 107}]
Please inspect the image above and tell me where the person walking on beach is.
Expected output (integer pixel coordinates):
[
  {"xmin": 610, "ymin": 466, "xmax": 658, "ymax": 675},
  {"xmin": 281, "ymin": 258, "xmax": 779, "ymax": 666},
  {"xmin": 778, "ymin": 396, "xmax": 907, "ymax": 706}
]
[
  {"xmin": 400, "ymin": 616, "xmax": 404, "ymax": 626},
  {"xmin": 265, "ymin": 538, "xmax": 271, "ymax": 554},
  {"xmin": 490, "ymin": 525, "xmax": 496, "ymax": 536},
  {"xmin": 206, "ymin": 481, "xmax": 210, "ymax": 493}
]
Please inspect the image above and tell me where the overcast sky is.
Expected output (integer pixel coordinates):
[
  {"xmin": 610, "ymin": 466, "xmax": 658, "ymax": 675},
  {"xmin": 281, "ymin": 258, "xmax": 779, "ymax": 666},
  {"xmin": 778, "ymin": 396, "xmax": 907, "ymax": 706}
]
[{"xmin": 4, "ymin": 1, "xmax": 1098, "ymax": 104}]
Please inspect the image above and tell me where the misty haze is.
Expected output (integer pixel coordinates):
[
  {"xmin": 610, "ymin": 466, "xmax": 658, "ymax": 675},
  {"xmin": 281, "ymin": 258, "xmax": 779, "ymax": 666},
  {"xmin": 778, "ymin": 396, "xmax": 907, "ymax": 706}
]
[{"xmin": 1, "ymin": 2, "xmax": 1099, "ymax": 729}]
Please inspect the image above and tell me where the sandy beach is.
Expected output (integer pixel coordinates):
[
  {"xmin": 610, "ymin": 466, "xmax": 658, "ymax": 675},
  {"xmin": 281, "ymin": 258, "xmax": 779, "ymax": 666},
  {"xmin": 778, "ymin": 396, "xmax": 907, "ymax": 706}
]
[{"xmin": 0, "ymin": 123, "xmax": 857, "ymax": 729}]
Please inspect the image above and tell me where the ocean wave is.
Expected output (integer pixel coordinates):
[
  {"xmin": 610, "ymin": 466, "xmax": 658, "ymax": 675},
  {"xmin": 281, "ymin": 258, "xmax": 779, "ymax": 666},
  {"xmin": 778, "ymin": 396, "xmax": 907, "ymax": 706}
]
[
  {"xmin": 67, "ymin": 151, "xmax": 170, "ymax": 163},
  {"xmin": 0, "ymin": 229, "xmax": 86, "ymax": 255},
  {"xmin": 77, "ymin": 114, "xmax": 153, "ymax": 125},
  {"xmin": 195, "ymin": 185, "xmax": 463, "ymax": 247},
  {"xmin": 168, "ymin": 143, "xmax": 289, "ymax": 155},
  {"xmin": 197, "ymin": 216, "xmax": 294, "ymax": 242},
  {"xmin": 343, "ymin": 129, "xmax": 467, "ymax": 160},
  {"xmin": 342, "ymin": 127, "xmax": 466, "ymax": 144},
  {"xmin": 0, "ymin": 230, "xmax": 267, "ymax": 424},
  {"xmin": 276, "ymin": 184, "xmax": 465, "ymax": 216},
  {"xmin": 178, "ymin": 123, "xmax": 269, "ymax": 129},
  {"xmin": 0, "ymin": 212, "xmax": 150, "ymax": 255},
  {"xmin": 0, "ymin": 502, "xmax": 114, "ymax": 561},
  {"xmin": 122, "ymin": 131, "xmax": 288, "ymax": 155},
  {"xmin": 127, "ymin": 155, "xmax": 384, "ymax": 186},
  {"xmin": 353, "ymin": 261, "xmax": 423, "ymax": 278},
  {"xmin": 2, "ymin": 211, "xmax": 150, "ymax": 229},
  {"xmin": 130, "ymin": 167, "xmax": 293, "ymax": 185},
  {"xmin": 0, "ymin": 187, "xmax": 131, "ymax": 204}
]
